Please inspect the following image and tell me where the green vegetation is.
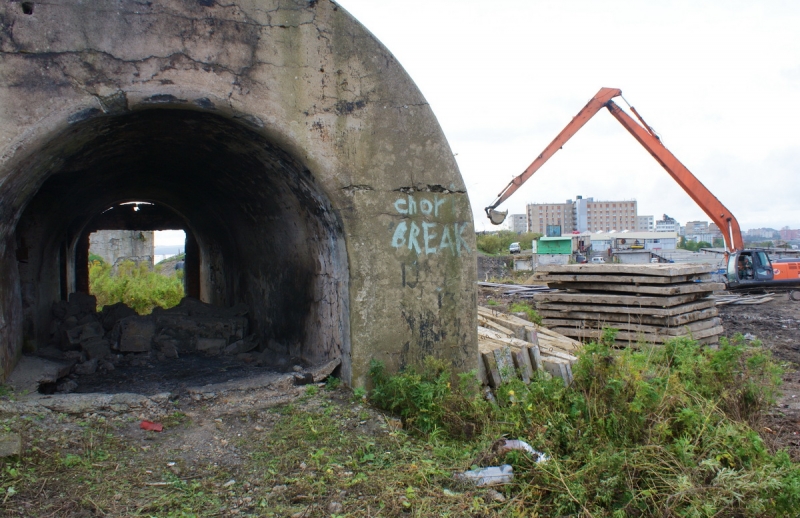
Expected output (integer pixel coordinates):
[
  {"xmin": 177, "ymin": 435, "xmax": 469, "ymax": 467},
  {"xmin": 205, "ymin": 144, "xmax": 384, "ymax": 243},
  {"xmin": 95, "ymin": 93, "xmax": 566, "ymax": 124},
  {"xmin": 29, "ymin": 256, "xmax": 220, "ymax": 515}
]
[
  {"xmin": 89, "ymin": 259, "xmax": 184, "ymax": 315},
  {"xmin": 156, "ymin": 252, "xmax": 185, "ymax": 265},
  {"xmin": 369, "ymin": 333, "xmax": 799, "ymax": 516},
  {"xmin": 678, "ymin": 237, "xmax": 713, "ymax": 251},
  {"xmin": 476, "ymin": 230, "xmax": 542, "ymax": 255},
  {"xmin": 509, "ymin": 301, "xmax": 543, "ymax": 326}
]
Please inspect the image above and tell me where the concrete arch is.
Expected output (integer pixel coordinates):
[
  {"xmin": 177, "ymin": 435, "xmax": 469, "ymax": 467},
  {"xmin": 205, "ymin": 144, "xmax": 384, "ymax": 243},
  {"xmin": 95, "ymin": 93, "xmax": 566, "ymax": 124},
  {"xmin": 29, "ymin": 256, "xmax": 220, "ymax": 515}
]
[{"xmin": 0, "ymin": 0, "xmax": 477, "ymax": 386}]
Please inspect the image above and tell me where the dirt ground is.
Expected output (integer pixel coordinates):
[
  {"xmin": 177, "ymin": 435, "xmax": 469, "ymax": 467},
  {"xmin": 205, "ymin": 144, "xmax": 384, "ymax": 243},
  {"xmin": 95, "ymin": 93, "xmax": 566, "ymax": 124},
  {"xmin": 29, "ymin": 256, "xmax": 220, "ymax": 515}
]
[{"xmin": 718, "ymin": 293, "xmax": 800, "ymax": 459}]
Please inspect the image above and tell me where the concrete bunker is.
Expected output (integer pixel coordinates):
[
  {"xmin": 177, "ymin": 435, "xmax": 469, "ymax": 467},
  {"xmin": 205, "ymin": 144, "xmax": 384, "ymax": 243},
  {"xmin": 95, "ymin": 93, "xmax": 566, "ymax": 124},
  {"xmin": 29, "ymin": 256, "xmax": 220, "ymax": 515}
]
[{"xmin": 0, "ymin": 0, "xmax": 477, "ymax": 389}]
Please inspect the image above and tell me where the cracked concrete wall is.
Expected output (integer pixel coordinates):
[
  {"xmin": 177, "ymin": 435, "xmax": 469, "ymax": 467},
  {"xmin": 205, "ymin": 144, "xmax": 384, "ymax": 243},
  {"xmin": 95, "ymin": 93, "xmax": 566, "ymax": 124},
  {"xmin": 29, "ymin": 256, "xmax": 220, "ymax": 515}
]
[
  {"xmin": 0, "ymin": 0, "xmax": 477, "ymax": 386},
  {"xmin": 88, "ymin": 230, "xmax": 155, "ymax": 269}
]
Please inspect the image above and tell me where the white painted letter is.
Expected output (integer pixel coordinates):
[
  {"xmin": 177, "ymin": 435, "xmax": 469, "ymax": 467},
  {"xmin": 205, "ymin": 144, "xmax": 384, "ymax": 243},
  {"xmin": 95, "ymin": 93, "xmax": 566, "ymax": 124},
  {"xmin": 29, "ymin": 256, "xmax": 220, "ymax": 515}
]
[
  {"xmin": 423, "ymin": 222, "xmax": 438, "ymax": 255},
  {"xmin": 408, "ymin": 222, "xmax": 422, "ymax": 254},
  {"xmin": 434, "ymin": 195, "xmax": 446, "ymax": 217},
  {"xmin": 420, "ymin": 198, "xmax": 433, "ymax": 215},
  {"xmin": 439, "ymin": 225, "xmax": 454, "ymax": 253},
  {"xmin": 455, "ymin": 222, "xmax": 471, "ymax": 256},
  {"xmin": 394, "ymin": 198, "xmax": 408, "ymax": 214},
  {"xmin": 407, "ymin": 195, "xmax": 417, "ymax": 215},
  {"xmin": 391, "ymin": 221, "xmax": 407, "ymax": 248}
]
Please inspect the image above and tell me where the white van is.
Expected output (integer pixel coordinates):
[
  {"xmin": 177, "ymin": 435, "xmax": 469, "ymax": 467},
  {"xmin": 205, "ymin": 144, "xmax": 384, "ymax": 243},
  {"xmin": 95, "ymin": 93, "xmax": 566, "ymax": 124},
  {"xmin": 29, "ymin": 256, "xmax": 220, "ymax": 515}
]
[{"xmin": 590, "ymin": 257, "xmax": 605, "ymax": 264}]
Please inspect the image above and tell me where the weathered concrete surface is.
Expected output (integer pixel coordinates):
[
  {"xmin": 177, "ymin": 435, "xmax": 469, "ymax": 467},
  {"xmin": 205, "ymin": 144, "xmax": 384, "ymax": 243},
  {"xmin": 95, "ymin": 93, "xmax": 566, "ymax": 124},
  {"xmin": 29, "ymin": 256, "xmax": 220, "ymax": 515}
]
[
  {"xmin": 88, "ymin": 230, "xmax": 155, "ymax": 269},
  {"xmin": 0, "ymin": 0, "xmax": 477, "ymax": 386}
]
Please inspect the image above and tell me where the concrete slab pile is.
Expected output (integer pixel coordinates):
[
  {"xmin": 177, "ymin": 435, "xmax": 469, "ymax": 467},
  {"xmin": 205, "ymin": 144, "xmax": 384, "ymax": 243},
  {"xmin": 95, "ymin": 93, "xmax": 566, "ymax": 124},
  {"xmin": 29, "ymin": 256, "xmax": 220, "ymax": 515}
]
[{"xmin": 531, "ymin": 264, "xmax": 725, "ymax": 346}]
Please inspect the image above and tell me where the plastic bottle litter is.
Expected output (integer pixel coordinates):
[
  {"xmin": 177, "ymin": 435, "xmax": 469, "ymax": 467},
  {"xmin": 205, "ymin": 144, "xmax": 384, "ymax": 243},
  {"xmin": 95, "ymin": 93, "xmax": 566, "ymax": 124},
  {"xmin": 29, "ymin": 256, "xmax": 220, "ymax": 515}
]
[
  {"xmin": 495, "ymin": 439, "xmax": 550, "ymax": 463},
  {"xmin": 454, "ymin": 464, "xmax": 513, "ymax": 487}
]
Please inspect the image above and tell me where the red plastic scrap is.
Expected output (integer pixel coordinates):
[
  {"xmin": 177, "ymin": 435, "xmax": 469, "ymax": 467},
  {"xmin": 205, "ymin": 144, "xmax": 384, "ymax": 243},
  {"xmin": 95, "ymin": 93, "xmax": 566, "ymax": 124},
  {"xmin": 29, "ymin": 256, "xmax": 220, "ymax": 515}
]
[{"xmin": 140, "ymin": 420, "xmax": 163, "ymax": 432}]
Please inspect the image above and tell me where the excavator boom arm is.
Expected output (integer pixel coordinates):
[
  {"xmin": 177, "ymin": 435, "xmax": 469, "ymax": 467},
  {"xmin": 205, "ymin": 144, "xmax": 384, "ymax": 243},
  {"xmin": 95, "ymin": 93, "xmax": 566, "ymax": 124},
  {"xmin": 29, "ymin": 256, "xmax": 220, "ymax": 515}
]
[
  {"xmin": 604, "ymin": 101, "xmax": 743, "ymax": 252},
  {"xmin": 485, "ymin": 88, "xmax": 621, "ymax": 219},
  {"xmin": 485, "ymin": 87, "xmax": 744, "ymax": 252}
]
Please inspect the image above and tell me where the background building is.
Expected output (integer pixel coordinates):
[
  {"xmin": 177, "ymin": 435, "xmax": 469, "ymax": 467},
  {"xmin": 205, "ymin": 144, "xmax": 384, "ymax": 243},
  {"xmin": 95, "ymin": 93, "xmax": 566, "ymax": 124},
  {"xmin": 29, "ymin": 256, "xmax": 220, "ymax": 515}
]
[
  {"xmin": 656, "ymin": 214, "xmax": 680, "ymax": 233},
  {"xmin": 636, "ymin": 215, "xmax": 654, "ymax": 232},
  {"xmin": 507, "ymin": 214, "xmax": 528, "ymax": 233},
  {"xmin": 527, "ymin": 200, "xmax": 575, "ymax": 235},
  {"xmin": 780, "ymin": 227, "xmax": 800, "ymax": 241},
  {"xmin": 684, "ymin": 221, "xmax": 708, "ymax": 236},
  {"xmin": 527, "ymin": 195, "xmax": 638, "ymax": 234}
]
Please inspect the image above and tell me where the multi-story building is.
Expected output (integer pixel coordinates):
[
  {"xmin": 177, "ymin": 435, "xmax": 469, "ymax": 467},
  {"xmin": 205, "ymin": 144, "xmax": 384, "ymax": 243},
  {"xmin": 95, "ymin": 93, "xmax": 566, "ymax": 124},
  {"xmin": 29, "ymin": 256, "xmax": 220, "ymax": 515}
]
[
  {"xmin": 636, "ymin": 215, "xmax": 654, "ymax": 232},
  {"xmin": 527, "ymin": 200, "xmax": 575, "ymax": 235},
  {"xmin": 746, "ymin": 228, "xmax": 777, "ymax": 239},
  {"xmin": 655, "ymin": 214, "xmax": 680, "ymax": 233},
  {"xmin": 780, "ymin": 227, "xmax": 800, "ymax": 241},
  {"xmin": 527, "ymin": 196, "xmax": 637, "ymax": 235},
  {"xmin": 684, "ymin": 221, "xmax": 708, "ymax": 236},
  {"xmin": 507, "ymin": 214, "xmax": 527, "ymax": 233}
]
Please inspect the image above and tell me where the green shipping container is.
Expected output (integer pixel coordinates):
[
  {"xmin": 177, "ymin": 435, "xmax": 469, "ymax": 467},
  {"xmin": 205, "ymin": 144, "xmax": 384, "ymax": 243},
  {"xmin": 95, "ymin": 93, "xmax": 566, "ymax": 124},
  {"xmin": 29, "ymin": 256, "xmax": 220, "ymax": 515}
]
[{"xmin": 537, "ymin": 237, "xmax": 572, "ymax": 255}]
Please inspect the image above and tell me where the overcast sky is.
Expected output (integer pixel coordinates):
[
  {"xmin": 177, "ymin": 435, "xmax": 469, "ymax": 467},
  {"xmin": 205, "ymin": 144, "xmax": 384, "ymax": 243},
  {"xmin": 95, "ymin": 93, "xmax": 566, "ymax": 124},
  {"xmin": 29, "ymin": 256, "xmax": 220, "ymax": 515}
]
[{"xmin": 335, "ymin": 0, "xmax": 800, "ymax": 233}]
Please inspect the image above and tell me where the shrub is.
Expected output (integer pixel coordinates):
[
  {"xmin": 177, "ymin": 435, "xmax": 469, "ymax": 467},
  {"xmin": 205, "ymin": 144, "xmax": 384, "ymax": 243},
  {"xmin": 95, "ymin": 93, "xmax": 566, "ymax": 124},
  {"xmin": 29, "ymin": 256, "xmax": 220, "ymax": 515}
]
[
  {"xmin": 369, "ymin": 357, "xmax": 490, "ymax": 437},
  {"xmin": 89, "ymin": 260, "xmax": 184, "ymax": 315}
]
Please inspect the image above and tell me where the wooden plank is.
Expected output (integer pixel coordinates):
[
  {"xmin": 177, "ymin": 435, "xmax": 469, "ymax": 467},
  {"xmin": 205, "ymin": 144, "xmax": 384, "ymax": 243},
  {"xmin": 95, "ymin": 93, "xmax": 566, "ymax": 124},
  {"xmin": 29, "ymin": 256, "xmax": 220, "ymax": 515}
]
[
  {"xmin": 532, "ymin": 273, "xmax": 712, "ymax": 284},
  {"xmin": 538, "ymin": 306, "xmax": 718, "ymax": 327},
  {"xmin": 528, "ymin": 344, "xmax": 544, "ymax": 372},
  {"xmin": 551, "ymin": 325, "xmax": 724, "ymax": 343},
  {"xmin": 478, "ymin": 312, "xmax": 527, "ymax": 340},
  {"xmin": 536, "ymin": 298, "xmax": 716, "ymax": 317},
  {"xmin": 481, "ymin": 351, "xmax": 502, "ymax": 388},
  {"xmin": 534, "ymin": 263, "xmax": 715, "ymax": 277},
  {"xmin": 493, "ymin": 346, "xmax": 516, "ymax": 384},
  {"xmin": 477, "ymin": 315, "xmax": 515, "ymax": 337},
  {"xmin": 532, "ymin": 291, "xmax": 707, "ymax": 307},
  {"xmin": 478, "ymin": 307, "xmax": 582, "ymax": 350},
  {"xmin": 512, "ymin": 347, "xmax": 532, "ymax": 384},
  {"xmin": 547, "ymin": 282, "xmax": 724, "ymax": 296},
  {"xmin": 479, "ymin": 327, "xmax": 578, "ymax": 361},
  {"xmin": 541, "ymin": 316, "xmax": 722, "ymax": 336}
]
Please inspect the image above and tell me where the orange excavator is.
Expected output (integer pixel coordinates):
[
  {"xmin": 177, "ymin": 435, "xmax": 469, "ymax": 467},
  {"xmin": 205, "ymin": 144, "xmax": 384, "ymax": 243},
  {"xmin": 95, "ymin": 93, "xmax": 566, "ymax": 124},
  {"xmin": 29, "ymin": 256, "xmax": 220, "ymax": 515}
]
[{"xmin": 485, "ymin": 87, "xmax": 800, "ymax": 292}]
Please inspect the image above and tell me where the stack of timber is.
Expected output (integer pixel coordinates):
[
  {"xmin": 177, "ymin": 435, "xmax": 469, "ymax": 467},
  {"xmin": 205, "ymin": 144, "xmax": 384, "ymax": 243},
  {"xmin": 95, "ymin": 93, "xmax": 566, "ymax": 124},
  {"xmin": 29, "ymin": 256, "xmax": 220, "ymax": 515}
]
[
  {"xmin": 530, "ymin": 263, "xmax": 725, "ymax": 346},
  {"xmin": 477, "ymin": 305, "xmax": 581, "ymax": 388}
]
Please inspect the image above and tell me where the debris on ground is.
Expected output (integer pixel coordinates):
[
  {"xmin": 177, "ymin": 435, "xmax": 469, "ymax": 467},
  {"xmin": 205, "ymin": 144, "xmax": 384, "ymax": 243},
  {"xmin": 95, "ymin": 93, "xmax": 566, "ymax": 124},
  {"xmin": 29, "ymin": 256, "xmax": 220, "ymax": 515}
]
[
  {"xmin": 140, "ymin": 420, "xmax": 164, "ymax": 432},
  {"xmin": 454, "ymin": 464, "xmax": 514, "ymax": 486},
  {"xmin": 713, "ymin": 292, "xmax": 776, "ymax": 305},
  {"xmin": 492, "ymin": 438, "xmax": 549, "ymax": 463}
]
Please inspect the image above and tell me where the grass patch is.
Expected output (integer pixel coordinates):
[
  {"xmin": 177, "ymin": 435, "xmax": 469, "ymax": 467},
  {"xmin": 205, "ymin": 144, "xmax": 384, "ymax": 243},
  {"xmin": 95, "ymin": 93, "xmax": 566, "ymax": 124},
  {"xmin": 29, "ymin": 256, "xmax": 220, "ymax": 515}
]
[{"xmin": 509, "ymin": 301, "xmax": 542, "ymax": 325}]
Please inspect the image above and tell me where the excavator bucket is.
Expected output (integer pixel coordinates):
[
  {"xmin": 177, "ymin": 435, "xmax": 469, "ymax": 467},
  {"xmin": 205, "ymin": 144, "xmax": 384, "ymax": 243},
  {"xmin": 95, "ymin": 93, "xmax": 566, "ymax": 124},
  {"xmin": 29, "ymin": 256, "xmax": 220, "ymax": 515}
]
[{"xmin": 486, "ymin": 208, "xmax": 508, "ymax": 225}]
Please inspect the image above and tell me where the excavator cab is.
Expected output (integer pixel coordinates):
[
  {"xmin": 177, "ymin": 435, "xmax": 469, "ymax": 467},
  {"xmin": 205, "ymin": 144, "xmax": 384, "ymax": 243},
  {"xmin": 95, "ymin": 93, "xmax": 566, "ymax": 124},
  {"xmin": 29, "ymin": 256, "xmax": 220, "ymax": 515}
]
[{"xmin": 726, "ymin": 250, "xmax": 774, "ymax": 289}]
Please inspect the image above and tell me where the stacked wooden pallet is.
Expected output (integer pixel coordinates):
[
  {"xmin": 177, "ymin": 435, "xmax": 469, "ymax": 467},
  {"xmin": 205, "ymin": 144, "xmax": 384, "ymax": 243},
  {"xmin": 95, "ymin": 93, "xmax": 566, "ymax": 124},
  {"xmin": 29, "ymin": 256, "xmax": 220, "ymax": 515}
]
[
  {"xmin": 530, "ymin": 263, "xmax": 725, "ymax": 346},
  {"xmin": 477, "ymin": 306, "xmax": 581, "ymax": 387}
]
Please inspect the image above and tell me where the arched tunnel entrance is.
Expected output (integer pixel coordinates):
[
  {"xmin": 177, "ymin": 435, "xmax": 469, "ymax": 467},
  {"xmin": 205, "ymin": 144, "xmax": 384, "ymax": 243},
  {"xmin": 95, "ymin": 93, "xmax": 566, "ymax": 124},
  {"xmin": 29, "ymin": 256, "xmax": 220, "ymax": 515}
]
[{"xmin": 13, "ymin": 109, "xmax": 350, "ymax": 389}]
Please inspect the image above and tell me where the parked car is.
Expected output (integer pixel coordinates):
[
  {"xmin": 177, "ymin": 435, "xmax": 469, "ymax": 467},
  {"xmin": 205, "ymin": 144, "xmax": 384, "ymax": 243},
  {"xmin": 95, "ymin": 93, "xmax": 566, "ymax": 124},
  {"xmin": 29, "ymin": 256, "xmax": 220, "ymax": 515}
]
[
  {"xmin": 575, "ymin": 254, "xmax": 587, "ymax": 263},
  {"xmin": 590, "ymin": 257, "xmax": 606, "ymax": 264},
  {"xmin": 509, "ymin": 242, "xmax": 521, "ymax": 254}
]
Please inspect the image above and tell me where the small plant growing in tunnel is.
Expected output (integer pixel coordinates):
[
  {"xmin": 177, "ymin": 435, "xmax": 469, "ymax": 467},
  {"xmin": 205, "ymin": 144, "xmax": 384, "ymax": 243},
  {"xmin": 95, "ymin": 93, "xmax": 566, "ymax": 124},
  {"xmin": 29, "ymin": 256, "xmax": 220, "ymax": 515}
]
[{"xmin": 89, "ymin": 260, "xmax": 184, "ymax": 314}]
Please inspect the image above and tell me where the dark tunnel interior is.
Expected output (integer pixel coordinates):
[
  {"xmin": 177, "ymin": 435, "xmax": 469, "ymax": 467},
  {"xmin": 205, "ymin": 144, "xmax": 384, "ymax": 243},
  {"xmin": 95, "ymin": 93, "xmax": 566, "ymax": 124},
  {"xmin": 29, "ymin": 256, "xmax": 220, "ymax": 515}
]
[{"xmin": 13, "ymin": 109, "xmax": 349, "ymax": 377}]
